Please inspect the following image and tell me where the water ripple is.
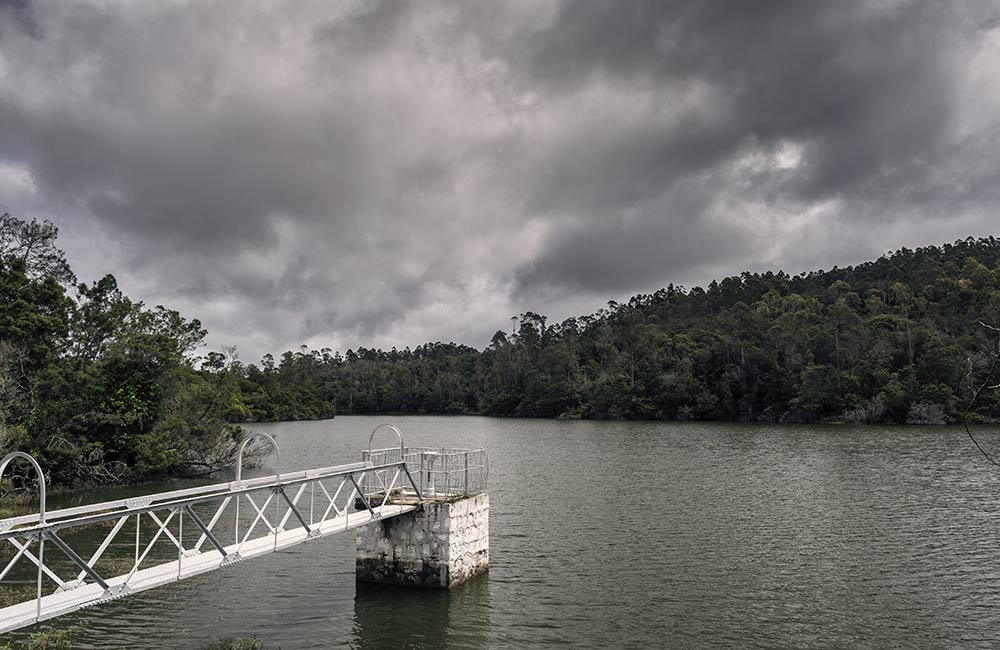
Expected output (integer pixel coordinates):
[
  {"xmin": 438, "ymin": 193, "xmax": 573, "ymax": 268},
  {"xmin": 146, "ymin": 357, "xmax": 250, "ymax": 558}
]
[{"xmin": 8, "ymin": 417, "xmax": 1000, "ymax": 649}]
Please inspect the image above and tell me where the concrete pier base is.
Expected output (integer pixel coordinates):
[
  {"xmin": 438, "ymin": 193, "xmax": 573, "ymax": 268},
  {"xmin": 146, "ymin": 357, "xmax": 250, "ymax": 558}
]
[{"xmin": 356, "ymin": 493, "xmax": 489, "ymax": 588}]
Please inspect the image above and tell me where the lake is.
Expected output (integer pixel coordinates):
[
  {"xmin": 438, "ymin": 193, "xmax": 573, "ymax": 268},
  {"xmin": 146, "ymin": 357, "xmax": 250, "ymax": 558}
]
[{"xmin": 8, "ymin": 416, "xmax": 1000, "ymax": 649}]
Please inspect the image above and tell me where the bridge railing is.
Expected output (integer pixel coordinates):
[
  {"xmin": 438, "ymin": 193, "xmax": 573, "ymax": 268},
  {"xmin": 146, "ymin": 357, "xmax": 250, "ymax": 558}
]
[
  {"xmin": 0, "ymin": 425, "xmax": 486, "ymax": 633},
  {"xmin": 0, "ymin": 452, "xmax": 420, "ymax": 633},
  {"xmin": 363, "ymin": 446, "xmax": 488, "ymax": 500}
]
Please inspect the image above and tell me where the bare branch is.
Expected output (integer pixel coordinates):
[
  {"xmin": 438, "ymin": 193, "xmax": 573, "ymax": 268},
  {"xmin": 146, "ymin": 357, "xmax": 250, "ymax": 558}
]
[{"xmin": 963, "ymin": 323, "xmax": 1000, "ymax": 467}]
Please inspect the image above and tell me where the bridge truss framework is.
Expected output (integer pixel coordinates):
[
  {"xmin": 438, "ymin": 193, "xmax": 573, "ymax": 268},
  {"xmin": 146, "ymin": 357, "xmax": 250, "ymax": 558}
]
[{"xmin": 0, "ymin": 426, "xmax": 473, "ymax": 635}]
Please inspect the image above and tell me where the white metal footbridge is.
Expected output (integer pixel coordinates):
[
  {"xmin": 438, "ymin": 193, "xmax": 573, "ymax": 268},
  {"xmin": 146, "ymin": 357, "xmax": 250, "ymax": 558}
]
[{"xmin": 0, "ymin": 425, "xmax": 487, "ymax": 634}]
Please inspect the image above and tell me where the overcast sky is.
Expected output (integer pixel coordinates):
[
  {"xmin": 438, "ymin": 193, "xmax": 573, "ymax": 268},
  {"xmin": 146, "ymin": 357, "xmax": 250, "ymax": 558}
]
[{"xmin": 2, "ymin": 0, "xmax": 999, "ymax": 361}]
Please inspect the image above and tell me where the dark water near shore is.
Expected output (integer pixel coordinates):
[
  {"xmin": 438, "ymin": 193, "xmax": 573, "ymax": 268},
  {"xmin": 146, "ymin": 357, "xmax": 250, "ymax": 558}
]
[{"xmin": 9, "ymin": 416, "xmax": 1000, "ymax": 649}]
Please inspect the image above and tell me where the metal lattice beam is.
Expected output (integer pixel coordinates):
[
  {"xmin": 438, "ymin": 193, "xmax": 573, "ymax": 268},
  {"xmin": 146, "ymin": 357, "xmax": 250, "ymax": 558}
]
[
  {"xmin": 0, "ymin": 434, "xmax": 487, "ymax": 635},
  {"xmin": 0, "ymin": 459, "xmax": 420, "ymax": 634}
]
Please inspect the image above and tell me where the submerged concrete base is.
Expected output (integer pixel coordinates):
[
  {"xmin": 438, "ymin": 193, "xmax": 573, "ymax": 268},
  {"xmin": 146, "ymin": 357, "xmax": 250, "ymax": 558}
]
[{"xmin": 356, "ymin": 493, "xmax": 489, "ymax": 588}]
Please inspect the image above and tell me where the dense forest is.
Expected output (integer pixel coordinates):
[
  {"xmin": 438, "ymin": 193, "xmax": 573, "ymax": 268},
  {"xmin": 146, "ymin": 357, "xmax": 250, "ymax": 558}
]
[
  {"xmin": 223, "ymin": 236, "xmax": 1000, "ymax": 426},
  {"xmin": 3, "ymin": 211, "xmax": 1000, "ymax": 488},
  {"xmin": 0, "ymin": 214, "xmax": 248, "ymax": 486}
]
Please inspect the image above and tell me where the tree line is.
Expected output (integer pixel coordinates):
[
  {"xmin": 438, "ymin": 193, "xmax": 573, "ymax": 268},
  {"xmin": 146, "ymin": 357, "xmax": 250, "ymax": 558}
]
[
  {"xmin": 220, "ymin": 237, "xmax": 1000, "ymax": 425},
  {"xmin": 3, "ymin": 211, "xmax": 1000, "ymax": 488}
]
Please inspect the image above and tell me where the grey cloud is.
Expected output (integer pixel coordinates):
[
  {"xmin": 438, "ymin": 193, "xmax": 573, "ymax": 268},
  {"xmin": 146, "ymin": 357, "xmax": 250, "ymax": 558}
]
[
  {"xmin": 509, "ymin": 0, "xmax": 1000, "ymax": 295},
  {"xmin": 520, "ymin": 0, "xmax": 967, "ymax": 199},
  {"xmin": 1, "ymin": 0, "xmax": 999, "ymax": 359},
  {"xmin": 0, "ymin": 0, "xmax": 42, "ymax": 39},
  {"xmin": 516, "ymin": 179, "xmax": 747, "ymax": 295},
  {"xmin": 312, "ymin": 0, "xmax": 411, "ymax": 52}
]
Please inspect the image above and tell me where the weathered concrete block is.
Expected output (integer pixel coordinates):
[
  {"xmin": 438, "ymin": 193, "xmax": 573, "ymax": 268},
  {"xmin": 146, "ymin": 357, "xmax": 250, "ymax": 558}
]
[{"xmin": 356, "ymin": 493, "xmax": 489, "ymax": 588}]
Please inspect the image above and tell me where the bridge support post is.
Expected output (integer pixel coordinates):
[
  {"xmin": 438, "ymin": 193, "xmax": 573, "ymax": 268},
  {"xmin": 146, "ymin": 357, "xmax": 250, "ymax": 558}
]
[{"xmin": 356, "ymin": 493, "xmax": 489, "ymax": 588}]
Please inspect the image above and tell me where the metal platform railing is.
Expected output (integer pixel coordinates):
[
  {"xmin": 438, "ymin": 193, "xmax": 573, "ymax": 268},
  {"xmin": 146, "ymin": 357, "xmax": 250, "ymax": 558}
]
[{"xmin": 362, "ymin": 425, "xmax": 488, "ymax": 501}]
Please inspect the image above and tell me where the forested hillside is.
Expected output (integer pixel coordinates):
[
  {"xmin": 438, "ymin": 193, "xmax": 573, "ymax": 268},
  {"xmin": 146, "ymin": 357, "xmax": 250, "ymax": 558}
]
[
  {"xmin": 224, "ymin": 237, "xmax": 1000, "ymax": 425},
  {"xmin": 0, "ymin": 214, "xmax": 247, "ymax": 486}
]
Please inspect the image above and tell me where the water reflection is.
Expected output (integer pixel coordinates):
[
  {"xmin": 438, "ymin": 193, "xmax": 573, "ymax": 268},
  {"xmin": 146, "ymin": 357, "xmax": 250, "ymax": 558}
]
[{"xmin": 351, "ymin": 576, "xmax": 491, "ymax": 650}]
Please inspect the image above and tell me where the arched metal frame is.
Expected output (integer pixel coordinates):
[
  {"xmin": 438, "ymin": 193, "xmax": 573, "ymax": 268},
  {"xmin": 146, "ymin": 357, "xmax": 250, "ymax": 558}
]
[
  {"xmin": 233, "ymin": 432, "xmax": 281, "ymax": 550},
  {"xmin": 366, "ymin": 424, "xmax": 423, "ymax": 502},
  {"xmin": 235, "ymin": 431, "xmax": 280, "ymax": 483},
  {"xmin": 0, "ymin": 452, "xmax": 46, "ymax": 524},
  {"xmin": 368, "ymin": 423, "xmax": 405, "ymax": 458}
]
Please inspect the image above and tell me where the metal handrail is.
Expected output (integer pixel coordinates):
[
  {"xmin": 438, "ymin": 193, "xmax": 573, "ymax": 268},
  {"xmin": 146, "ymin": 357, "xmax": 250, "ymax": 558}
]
[
  {"xmin": 0, "ymin": 452, "xmax": 46, "ymax": 524},
  {"xmin": 0, "ymin": 429, "xmax": 487, "ymax": 633},
  {"xmin": 0, "ymin": 450, "xmax": 424, "ymax": 634},
  {"xmin": 0, "ymin": 458, "xmax": 409, "ymax": 540},
  {"xmin": 367, "ymin": 441, "xmax": 488, "ymax": 499}
]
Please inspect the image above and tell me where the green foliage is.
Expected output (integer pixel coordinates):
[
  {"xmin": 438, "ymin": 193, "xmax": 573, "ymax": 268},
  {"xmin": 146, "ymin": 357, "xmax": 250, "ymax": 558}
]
[
  {"xmin": 0, "ymin": 628, "xmax": 74, "ymax": 649},
  {"xmin": 0, "ymin": 214, "xmax": 75, "ymax": 285},
  {"xmin": 0, "ymin": 214, "xmax": 243, "ymax": 488},
  {"xmin": 0, "ymin": 255, "xmax": 71, "ymax": 370},
  {"xmin": 228, "ymin": 237, "xmax": 1000, "ymax": 425}
]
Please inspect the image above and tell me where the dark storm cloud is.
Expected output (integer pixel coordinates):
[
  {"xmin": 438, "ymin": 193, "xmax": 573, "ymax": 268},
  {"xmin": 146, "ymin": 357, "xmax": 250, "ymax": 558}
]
[
  {"xmin": 312, "ymin": 0, "xmax": 411, "ymax": 51},
  {"xmin": 516, "ymin": 177, "xmax": 748, "ymax": 294},
  {"xmin": 1, "ymin": 17, "xmax": 373, "ymax": 252},
  {"xmin": 506, "ymin": 0, "xmax": 998, "ymax": 294},
  {"xmin": 0, "ymin": 0, "xmax": 41, "ymax": 39},
  {"xmin": 0, "ymin": 1, "xmax": 998, "ymax": 357}
]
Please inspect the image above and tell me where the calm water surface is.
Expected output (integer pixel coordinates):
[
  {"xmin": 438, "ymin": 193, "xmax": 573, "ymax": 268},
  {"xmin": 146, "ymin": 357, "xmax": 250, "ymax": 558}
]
[{"xmin": 9, "ymin": 416, "xmax": 1000, "ymax": 649}]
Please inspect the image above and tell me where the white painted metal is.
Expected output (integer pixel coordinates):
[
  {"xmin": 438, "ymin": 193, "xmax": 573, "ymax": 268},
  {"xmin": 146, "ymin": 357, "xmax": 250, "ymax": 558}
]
[
  {"xmin": 0, "ymin": 452, "xmax": 46, "ymax": 524},
  {"xmin": 0, "ymin": 425, "xmax": 488, "ymax": 635},
  {"xmin": 0, "ymin": 458, "xmax": 417, "ymax": 634},
  {"xmin": 0, "ymin": 505, "xmax": 415, "ymax": 633}
]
